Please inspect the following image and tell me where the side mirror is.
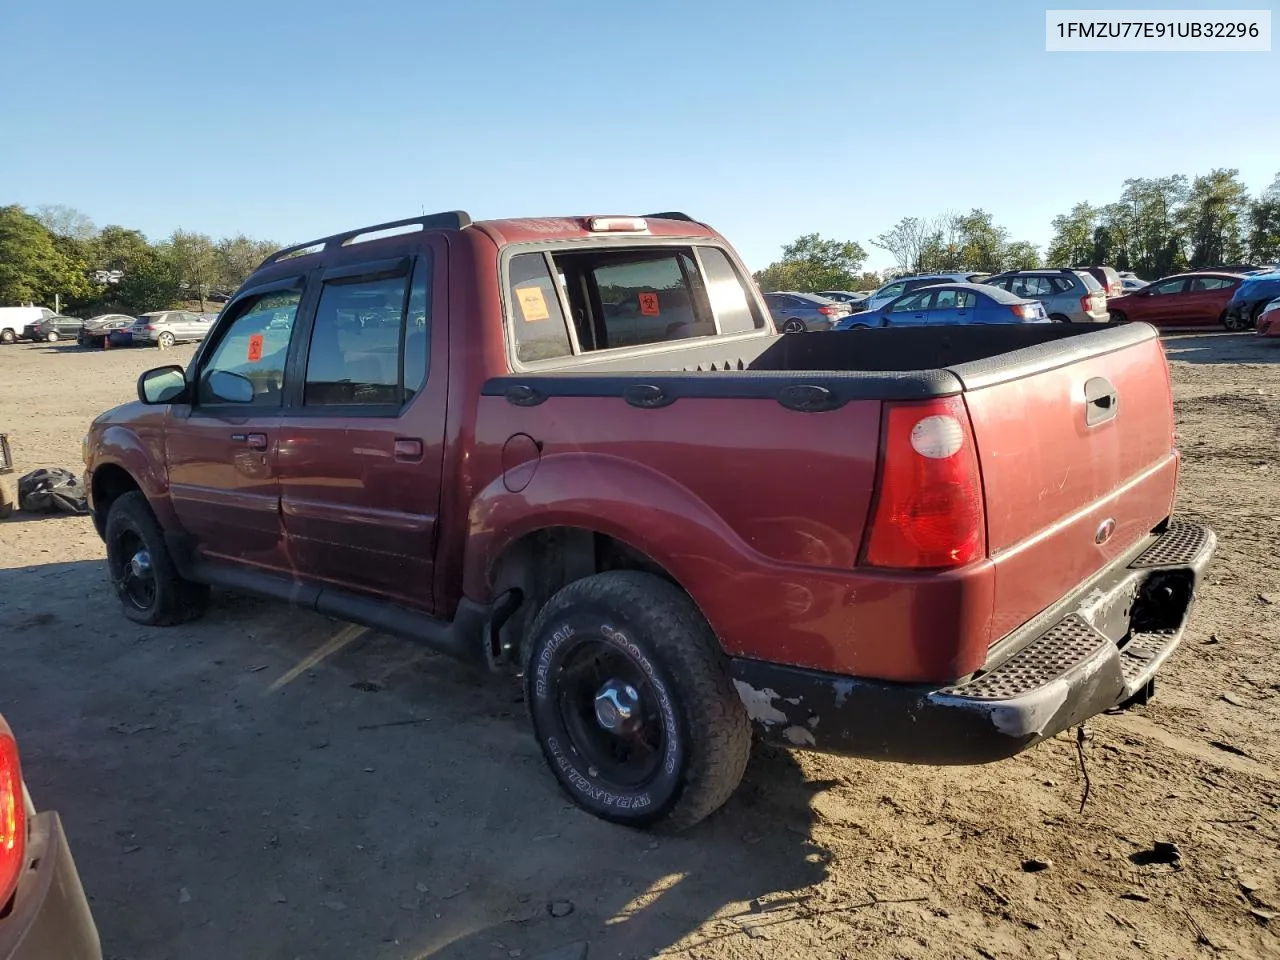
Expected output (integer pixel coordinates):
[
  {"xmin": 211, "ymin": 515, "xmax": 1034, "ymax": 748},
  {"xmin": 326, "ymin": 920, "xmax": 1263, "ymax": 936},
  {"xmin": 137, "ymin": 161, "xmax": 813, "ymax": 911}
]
[
  {"xmin": 137, "ymin": 365, "xmax": 189, "ymax": 404},
  {"xmin": 206, "ymin": 370, "xmax": 255, "ymax": 404}
]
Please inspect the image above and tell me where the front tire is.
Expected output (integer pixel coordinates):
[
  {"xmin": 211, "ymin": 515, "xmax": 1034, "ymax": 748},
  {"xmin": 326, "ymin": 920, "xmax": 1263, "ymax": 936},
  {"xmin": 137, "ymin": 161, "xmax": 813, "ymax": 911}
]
[
  {"xmin": 1223, "ymin": 310, "xmax": 1250, "ymax": 331},
  {"xmin": 524, "ymin": 571, "xmax": 751, "ymax": 830},
  {"xmin": 105, "ymin": 492, "xmax": 208, "ymax": 626},
  {"xmin": 46, "ymin": 331, "xmax": 59, "ymax": 343}
]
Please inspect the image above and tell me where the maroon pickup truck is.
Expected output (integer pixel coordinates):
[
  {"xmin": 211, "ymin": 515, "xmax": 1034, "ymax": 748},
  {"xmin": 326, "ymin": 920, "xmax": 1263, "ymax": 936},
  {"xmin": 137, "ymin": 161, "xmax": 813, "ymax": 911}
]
[{"xmin": 83, "ymin": 212, "xmax": 1216, "ymax": 829}]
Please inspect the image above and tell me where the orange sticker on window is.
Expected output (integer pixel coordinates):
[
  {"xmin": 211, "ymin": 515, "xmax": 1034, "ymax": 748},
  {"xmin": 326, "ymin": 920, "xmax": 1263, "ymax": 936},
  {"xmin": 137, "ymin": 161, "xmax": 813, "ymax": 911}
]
[
  {"xmin": 247, "ymin": 334, "xmax": 264, "ymax": 362},
  {"xmin": 638, "ymin": 292, "xmax": 660, "ymax": 316},
  {"xmin": 515, "ymin": 285, "xmax": 551, "ymax": 322}
]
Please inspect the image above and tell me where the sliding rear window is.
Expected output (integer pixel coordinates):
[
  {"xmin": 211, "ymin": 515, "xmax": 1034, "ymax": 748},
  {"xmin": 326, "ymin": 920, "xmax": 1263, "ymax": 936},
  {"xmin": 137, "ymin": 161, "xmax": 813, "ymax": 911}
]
[{"xmin": 507, "ymin": 244, "xmax": 765, "ymax": 365}]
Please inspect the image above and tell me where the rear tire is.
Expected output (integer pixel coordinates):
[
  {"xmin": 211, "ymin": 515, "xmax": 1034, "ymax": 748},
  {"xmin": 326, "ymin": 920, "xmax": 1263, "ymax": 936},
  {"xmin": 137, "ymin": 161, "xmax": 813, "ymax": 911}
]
[
  {"xmin": 782, "ymin": 318, "xmax": 806, "ymax": 333},
  {"xmin": 46, "ymin": 331, "xmax": 59, "ymax": 343},
  {"xmin": 1109, "ymin": 310, "xmax": 1127, "ymax": 324},
  {"xmin": 1049, "ymin": 313, "xmax": 1070, "ymax": 324},
  {"xmin": 524, "ymin": 570, "xmax": 751, "ymax": 830},
  {"xmin": 105, "ymin": 491, "xmax": 208, "ymax": 626}
]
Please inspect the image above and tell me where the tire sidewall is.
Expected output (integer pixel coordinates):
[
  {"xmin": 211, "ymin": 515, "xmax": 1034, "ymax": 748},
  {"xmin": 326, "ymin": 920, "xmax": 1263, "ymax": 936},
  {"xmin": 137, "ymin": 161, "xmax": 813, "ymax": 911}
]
[
  {"xmin": 105, "ymin": 496, "xmax": 166, "ymax": 623},
  {"xmin": 527, "ymin": 607, "xmax": 688, "ymax": 824}
]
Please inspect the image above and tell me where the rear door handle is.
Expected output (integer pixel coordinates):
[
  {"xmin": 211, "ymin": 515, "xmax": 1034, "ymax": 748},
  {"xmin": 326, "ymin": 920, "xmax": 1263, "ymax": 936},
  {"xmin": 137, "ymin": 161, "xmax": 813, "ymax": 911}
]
[
  {"xmin": 232, "ymin": 432, "xmax": 268, "ymax": 449},
  {"xmin": 1084, "ymin": 377, "xmax": 1118, "ymax": 426}
]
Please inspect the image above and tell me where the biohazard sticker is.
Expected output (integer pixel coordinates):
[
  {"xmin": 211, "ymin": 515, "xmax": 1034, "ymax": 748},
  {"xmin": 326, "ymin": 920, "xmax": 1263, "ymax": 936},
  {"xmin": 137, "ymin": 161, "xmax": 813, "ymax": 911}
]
[
  {"xmin": 247, "ymin": 334, "xmax": 264, "ymax": 362},
  {"xmin": 515, "ymin": 286, "xmax": 551, "ymax": 322},
  {"xmin": 638, "ymin": 292, "xmax": 660, "ymax": 316}
]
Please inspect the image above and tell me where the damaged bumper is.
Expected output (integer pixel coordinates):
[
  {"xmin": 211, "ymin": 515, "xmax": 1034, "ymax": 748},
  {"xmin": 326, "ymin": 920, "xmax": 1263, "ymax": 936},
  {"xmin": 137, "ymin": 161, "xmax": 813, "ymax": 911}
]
[{"xmin": 730, "ymin": 520, "xmax": 1217, "ymax": 765}]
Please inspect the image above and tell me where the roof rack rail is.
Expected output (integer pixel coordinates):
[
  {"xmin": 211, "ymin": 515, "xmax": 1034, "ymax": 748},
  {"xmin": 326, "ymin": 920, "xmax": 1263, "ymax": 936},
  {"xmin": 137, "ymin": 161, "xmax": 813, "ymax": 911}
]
[
  {"xmin": 259, "ymin": 211, "xmax": 472, "ymax": 269},
  {"xmin": 643, "ymin": 211, "xmax": 700, "ymax": 223}
]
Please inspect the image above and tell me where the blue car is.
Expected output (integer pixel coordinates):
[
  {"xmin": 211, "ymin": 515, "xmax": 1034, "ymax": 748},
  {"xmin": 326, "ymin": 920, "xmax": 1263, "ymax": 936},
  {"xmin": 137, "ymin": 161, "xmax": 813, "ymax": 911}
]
[
  {"xmin": 833, "ymin": 282, "xmax": 1048, "ymax": 329},
  {"xmin": 1223, "ymin": 271, "xmax": 1280, "ymax": 330}
]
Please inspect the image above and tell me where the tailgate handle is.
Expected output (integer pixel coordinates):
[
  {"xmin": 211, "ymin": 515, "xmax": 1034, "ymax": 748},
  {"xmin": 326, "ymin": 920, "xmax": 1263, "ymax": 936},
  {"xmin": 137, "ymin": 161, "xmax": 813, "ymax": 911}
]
[
  {"xmin": 624, "ymin": 384, "xmax": 674, "ymax": 408},
  {"xmin": 505, "ymin": 384, "xmax": 546, "ymax": 407},
  {"xmin": 1084, "ymin": 377, "xmax": 1118, "ymax": 426}
]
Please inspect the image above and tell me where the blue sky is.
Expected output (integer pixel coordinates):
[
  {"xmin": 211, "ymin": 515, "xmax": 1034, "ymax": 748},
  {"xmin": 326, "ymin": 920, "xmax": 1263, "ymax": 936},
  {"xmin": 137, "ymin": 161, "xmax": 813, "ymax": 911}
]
[{"xmin": 2, "ymin": 0, "xmax": 1276, "ymax": 271}]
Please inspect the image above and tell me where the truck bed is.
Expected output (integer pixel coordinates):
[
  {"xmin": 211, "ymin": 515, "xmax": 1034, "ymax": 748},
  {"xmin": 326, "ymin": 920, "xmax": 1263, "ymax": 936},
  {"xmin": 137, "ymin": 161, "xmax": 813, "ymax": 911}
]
[{"xmin": 477, "ymin": 321, "xmax": 1176, "ymax": 684}]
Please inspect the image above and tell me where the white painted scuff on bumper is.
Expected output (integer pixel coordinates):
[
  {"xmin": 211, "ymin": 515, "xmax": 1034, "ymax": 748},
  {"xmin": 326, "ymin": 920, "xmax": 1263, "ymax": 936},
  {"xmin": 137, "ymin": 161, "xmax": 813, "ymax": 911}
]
[{"xmin": 733, "ymin": 680, "xmax": 789, "ymax": 725}]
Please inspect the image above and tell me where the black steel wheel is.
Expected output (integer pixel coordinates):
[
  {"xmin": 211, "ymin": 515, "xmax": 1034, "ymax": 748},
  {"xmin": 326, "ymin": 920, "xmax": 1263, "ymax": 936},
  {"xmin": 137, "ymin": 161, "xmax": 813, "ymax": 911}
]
[
  {"xmin": 104, "ymin": 491, "xmax": 208, "ymax": 626},
  {"xmin": 525, "ymin": 571, "xmax": 751, "ymax": 830}
]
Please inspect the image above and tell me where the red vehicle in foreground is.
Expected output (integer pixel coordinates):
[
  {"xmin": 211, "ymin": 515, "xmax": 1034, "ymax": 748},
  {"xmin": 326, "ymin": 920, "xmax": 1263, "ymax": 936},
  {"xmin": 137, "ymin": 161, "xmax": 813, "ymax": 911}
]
[
  {"xmin": 84, "ymin": 211, "xmax": 1216, "ymax": 829},
  {"xmin": 0, "ymin": 713, "xmax": 100, "ymax": 959},
  {"xmin": 1106, "ymin": 271, "xmax": 1246, "ymax": 329},
  {"xmin": 1256, "ymin": 298, "xmax": 1280, "ymax": 337}
]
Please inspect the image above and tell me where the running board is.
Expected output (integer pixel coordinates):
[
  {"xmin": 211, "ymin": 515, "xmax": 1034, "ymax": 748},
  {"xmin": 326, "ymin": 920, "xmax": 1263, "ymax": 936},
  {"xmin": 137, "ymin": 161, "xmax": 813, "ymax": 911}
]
[{"xmin": 166, "ymin": 535, "xmax": 518, "ymax": 667}]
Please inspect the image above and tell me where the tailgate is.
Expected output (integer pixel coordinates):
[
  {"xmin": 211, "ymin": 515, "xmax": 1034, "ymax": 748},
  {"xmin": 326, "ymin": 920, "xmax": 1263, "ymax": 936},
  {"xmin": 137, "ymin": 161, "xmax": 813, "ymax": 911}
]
[{"xmin": 958, "ymin": 328, "xmax": 1177, "ymax": 644}]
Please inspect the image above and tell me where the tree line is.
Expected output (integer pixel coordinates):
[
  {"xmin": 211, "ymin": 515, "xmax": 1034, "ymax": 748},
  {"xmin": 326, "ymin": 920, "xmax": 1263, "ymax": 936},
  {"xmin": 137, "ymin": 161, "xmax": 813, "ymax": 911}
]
[
  {"xmin": 0, "ymin": 204, "xmax": 279, "ymax": 316},
  {"xmin": 755, "ymin": 167, "xmax": 1280, "ymax": 293}
]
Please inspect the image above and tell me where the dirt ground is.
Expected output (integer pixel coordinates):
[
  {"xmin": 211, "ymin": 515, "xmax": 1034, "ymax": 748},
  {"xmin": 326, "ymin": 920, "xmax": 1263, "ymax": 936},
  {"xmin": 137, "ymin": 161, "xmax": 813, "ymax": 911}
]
[{"xmin": 0, "ymin": 332, "xmax": 1277, "ymax": 960}]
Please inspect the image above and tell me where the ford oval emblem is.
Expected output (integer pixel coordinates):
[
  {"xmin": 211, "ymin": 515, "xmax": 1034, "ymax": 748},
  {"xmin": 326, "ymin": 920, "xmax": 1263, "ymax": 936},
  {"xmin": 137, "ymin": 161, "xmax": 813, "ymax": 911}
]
[{"xmin": 1095, "ymin": 518, "xmax": 1117, "ymax": 545}]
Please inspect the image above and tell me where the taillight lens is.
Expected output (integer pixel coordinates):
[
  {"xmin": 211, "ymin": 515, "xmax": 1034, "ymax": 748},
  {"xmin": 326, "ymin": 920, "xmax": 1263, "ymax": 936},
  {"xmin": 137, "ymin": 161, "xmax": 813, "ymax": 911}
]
[
  {"xmin": 861, "ymin": 396, "xmax": 986, "ymax": 569},
  {"xmin": 1009, "ymin": 304, "xmax": 1038, "ymax": 321},
  {"xmin": 0, "ymin": 732, "xmax": 25, "ymax": 909},
  {"xmin": 1080, "ymin": 295, "xmax": 1093, "ymax": 315},
  {"xmin": 817, "ymin": 305, "xmax": 836, "ymax": 316}
]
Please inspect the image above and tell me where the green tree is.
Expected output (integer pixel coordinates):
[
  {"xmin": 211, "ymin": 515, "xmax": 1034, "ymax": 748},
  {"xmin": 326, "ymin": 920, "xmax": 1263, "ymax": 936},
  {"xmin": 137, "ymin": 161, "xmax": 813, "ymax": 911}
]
[
  {"xmin": 1046, "ymin": 203, "xmax": 1098, "ymax": 266},
  {"xmin": 1179, "ymin": 168, "xmax": 1250, "ymax": 268},
  {"xmin": 753, "ymin": 233, "xmax": 868, "ymax": 292},
  {"xmin": 0, "ymin": 205, "xmax": 91, "ymax": 307},
  {"xmin": 33, "ymin": 204, "xmax": 97, "ymax": 241},
  {"xmin": 169, "ymin": 230, "xmax": 219, "ymax": 310},
  {"xmin": 1247, "ymin": 172, "xmax": 1280, "ymax": 264},
  {"xmin": 94, "ymin": 225, "xmax": 152, "ymax": 272},
  {"xmin": 116, "ymin": 247, "xmax": 182, "ymax": 313},
  {"xmin": 870, "ymin": 217, "xmax": 936, "ymax": 274},
  {"xmin": 1002, "ymin": 241, "xmax": 1042, "ymax": 270},
  {"xmin": 1116, "ymin": 176, "xmax": 1188, "ymax": 278},
  {"xmin": 215, "ymin": 234, "xmax": 279, "ymax": 291},
  {"xmin": 950, "ymin": 209, "xmax": 1008, "ymax": 272}
]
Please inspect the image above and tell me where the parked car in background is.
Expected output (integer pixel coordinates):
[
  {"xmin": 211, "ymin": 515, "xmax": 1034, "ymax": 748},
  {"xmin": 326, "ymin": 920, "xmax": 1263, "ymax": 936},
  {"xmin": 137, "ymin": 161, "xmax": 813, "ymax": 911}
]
[
  {"xmin": 983, "ymin": 269, "xmax": 1109, "ymax": 323},
  {"xmin": 818, "ymin": 290, "xmax": 871, "ymax": 311},
  {"xmin": 0, "ymin": 711, "xmax": 102, "ymax": 957},
  {"xmin": 1121, "ymin": 277, "xmax": 1149, "ymax": 292},
  {"xmin": 1256, "ymin": 297, "xmax": 1280, "ymax": 337},
  {"xmin": 837, "ymin": 283, "xmax": 1048, "ymax": 329},
  {"xmin": 0, "ymin": 307, "xmax": 59, "ymax": 344},
  {"xmin": 1106, "ymin": 272, "xmax": 1244, "ymax": 329},
  {"xmin": 861, "ymin": 273, "xmax": 991, "ymax": 313},
  {"xmin": 762, "ymin": 291, "xmax": 850, "ymax": 331},
  {"xmin": 23, "ymin": 313, "xmax": 84, "ymax": 343},
  {"xmin": 1224, "ymin": 271, "xmax": 1280, "ymax": 330},
  {"xmin": 106, "ymin": 327, "xmax": 135, "ymax": 348},
  {"xmin": 78, "ymin": 314, "xmax": 136, "ymax": 348},
  {"xmin": 1073, "ymin": 265, "xmax": 1123, "ymax": 299},
  {"xmin": 129, "ymin": 310, "xmax": 216, "ymax": 348}
]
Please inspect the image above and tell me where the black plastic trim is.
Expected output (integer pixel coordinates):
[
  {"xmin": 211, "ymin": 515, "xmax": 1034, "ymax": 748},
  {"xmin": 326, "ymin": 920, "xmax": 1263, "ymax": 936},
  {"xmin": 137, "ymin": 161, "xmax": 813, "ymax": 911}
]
[
  {"xmin": 483, "ymin": 368, "xmax": 963, "ymax": 406},
  {"xmin": 320, "ymin": 256, "xmax": 411, "ymax": 284}
]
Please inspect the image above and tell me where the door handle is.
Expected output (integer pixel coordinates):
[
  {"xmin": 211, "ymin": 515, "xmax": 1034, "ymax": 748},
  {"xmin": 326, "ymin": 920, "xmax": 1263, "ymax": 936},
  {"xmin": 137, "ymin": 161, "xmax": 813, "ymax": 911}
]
[
  {"xmin": 232, "ymin": 432, "xmax": 270, "ymax": 450},
  {"xmin": 394, "ymin": 438, "xmax": 423, "ymax": 461},
  {"xmin": 1084, "ymin": 377, "xmax": 1118, "ymax": 426}
]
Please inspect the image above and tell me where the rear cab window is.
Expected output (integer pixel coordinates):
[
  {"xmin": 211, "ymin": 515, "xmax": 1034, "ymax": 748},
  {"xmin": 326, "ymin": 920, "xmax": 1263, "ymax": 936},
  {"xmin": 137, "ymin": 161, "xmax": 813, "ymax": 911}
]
[{"xmin": 505, "ymin": 243, "xmax": 767, "ymax": 367}]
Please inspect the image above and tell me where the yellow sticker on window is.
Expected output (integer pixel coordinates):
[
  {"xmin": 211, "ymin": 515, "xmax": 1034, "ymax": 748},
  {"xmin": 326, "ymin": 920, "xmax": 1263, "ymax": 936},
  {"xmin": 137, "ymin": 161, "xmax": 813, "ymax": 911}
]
[{"xmin": 515, "ymin": 285, "xmax": 551, "ymax": 322}]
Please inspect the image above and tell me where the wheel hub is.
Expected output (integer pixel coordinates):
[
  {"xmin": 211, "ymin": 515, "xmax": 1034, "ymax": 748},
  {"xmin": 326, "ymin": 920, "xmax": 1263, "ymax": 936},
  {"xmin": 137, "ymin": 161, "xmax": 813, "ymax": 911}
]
[
  {"xmin": 130, "ymin": 549, "xmax": 152, "ymax": 579},
  {"xmin": 593, "ymin": 679, "xmax": 641, "ymax": 733}
]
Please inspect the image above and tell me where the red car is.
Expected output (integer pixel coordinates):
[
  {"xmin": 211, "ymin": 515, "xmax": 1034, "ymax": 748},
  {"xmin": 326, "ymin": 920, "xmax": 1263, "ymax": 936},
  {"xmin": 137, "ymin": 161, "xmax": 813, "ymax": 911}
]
[
  {"xmin": 1106, "ymin": 272, "xmax": 1245, "ymax": 329},
  {"xmin": 1256, "ymin": 298, "xmax": 1280, "ymax": 337},
  {"xmin": 85, "ymin": 211, "xmax": 1215, "ymax": 829},
  {"xmin": 0, "ymin": 713, "xmax": 101, "ymax": 958}
]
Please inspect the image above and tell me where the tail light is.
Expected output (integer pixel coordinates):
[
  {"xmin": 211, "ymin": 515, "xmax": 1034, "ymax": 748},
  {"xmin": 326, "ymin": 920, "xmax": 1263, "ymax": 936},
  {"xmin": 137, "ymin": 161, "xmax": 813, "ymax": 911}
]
[
  {"xmin": 861, "ymin": 396, "xmax": 986, "ymax": 569},
  {"xmin": 0, "ymin": 731, "xmax": 25, "ymax": 909},
  {"xmin": 1009, "ymin": 304, "xmax": 1038, "ymax": 321},
  {"xmin": 817, "ymin": 305, "xmax": 838, "ymax": 316}
]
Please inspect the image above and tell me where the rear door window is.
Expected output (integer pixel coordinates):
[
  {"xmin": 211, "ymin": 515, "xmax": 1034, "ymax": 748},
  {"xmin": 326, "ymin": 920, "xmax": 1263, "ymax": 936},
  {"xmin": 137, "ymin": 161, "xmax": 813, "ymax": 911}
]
[
  {"xmin": 891, "ymin": 291, "xmax": 934, "ymax": 312},
  {"xmin": 507, "ymin": 244, "xmax": 758, "ymax": 364},
  {"xmin": 1149, "ymin": 278, "xmax": 1187, "ymax": 296},
  {"xmin": 1190, "ymin": 277, "xmax": 1233, "ymax": 291}
]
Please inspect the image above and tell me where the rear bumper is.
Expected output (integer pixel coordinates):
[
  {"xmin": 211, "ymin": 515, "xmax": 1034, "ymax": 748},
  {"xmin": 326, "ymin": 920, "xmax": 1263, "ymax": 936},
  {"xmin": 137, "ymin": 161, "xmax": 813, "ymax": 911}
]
[
  {"xmin": 0, "ymin": 812, "xmax": 102, "ymax": 960},
  {"xmin": 730, "ymin": 520, "xmax": 1216, "ymax": 764}
]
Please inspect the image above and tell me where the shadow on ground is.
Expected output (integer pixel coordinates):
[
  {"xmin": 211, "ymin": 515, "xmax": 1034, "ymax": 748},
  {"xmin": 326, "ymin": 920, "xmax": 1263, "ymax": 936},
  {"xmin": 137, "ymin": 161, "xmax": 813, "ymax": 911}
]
[
  {"xmin": 1161, "ymin": 331, "xmax": 1280, "ymax": 364},
  {"xmin": 0, "ymin": 560, "xmax": 832, "ymax": 960}
]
